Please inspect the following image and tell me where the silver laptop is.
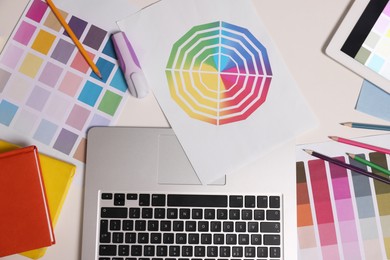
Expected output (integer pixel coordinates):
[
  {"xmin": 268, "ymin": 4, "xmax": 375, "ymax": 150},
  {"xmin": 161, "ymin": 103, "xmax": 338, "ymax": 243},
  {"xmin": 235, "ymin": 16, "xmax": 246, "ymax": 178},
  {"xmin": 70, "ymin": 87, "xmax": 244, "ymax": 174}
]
[{"xmin": 81, "ymin": 127, "xmax": 297, "ymax": 259}]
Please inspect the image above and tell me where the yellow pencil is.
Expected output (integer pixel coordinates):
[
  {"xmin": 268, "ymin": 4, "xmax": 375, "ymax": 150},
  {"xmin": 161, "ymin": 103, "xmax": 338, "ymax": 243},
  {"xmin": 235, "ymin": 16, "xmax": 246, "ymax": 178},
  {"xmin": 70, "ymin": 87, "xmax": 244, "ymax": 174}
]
[{"xmin": 46, "ymin": 0, "xmax": 102, "ymax": 78}]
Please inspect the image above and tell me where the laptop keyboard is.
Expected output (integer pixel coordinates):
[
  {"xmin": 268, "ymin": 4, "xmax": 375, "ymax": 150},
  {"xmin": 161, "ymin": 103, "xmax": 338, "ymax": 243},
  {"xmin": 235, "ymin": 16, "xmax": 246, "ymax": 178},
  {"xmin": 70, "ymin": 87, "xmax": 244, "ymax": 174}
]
[{"xmin": 97, "ymin": 192, "xmax": 283, "ymax": 260}]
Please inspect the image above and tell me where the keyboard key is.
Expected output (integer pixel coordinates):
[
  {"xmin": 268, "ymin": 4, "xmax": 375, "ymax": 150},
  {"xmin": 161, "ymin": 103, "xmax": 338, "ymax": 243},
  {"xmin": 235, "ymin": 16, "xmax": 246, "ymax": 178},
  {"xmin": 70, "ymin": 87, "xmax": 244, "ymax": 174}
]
[
  {"xmin": 182, "ymin": 246, "xmax": 193, "ymax": 257},
  {"xmin": 168, "ymin": 195, "xmax": 228, "ymax": 207},
  {"xmin": 179, "ymin": 208, "xmax": 191, "ymax": 219},
  {"xmin": 110, "ymin": 220, "xmax": 121, "ymax": 230},
  {"xmin": 125, "ymin": 233, "xmax": 136, "ymax": 243},
  {"xmin": 229, "ymin": 209, "xmax": 240, "ymax": 220},
  {"xmin": 238, "ymin": 234, "xmax": 249, "ymax": 245},
  {"xmin": 114, "ymin": 193, "xmax": 125, "ymax": 206},
  {"xmin": 167, "ymin": 208, "xmax": 178, "ymax": 219},
  {"xmin": 99, "ymin": 245, "xmax": 117, "ymax": 256},
  {"xmin": 217, "ymin": 209, "xmax": 227, "ymax": 219},
  {"xmin": 101, "ymin": 207, "xmax": 128, "ymax": 218},
  {"xmin": 173, "ymin": 221, "xmax": 184, "ymax": 231},
  {"xmin": 160, "ymin": 221, "xmax": 171, "ymax": 231},
  {"xmin": 188, "ymin": 233, "xmax": 199, "ymax": 244},
  {"xmin": 176, "ymin": 233, "xmax": 187, "ymax": 244},
  {"xmin": 154, "ymin": 208, "xmax": 165, "ymax": 219},
  {"xmin": 185, "ymin": 221, "xmax": 196, "ymax": 231},
  {"xmin": 242, "ymin": 209, "xmax": 252, "ymax": 220},
  {"xmin": 257, "ymin": 247, "xmax": 268, "ymax": 257},
  {"xmin": 129, "ymin": 208, "xmax": 140, "ymax": 218},
  {"xmin": 267, "ymin": 209, "xmax": 281, "ymax": 220},
  {"xmin": 207, "ymin": 246, "xmax": 218, "ymax": 257},
  {"xmin": 264, "ymin": 234, "xmax": 281, "ymax": 245},
  {"xmin": 226, "ymin": 234, "xmax": 237, "ymax": 245},
  {"xmin": 135, "ymin": 220, "xmax": 146, "ymax": 231},
  {"xmin": 194, "ymin": 246, "xmax": 205, "ymax": 257},
  {"xmin": 123, "ymin": 220, "xmax": 133, "ymax": 231},
  {"xmin": 139, "ymin": 194, "xmax": 150, "ymax": 206},
  {"xmin": 156, "ymin": 245, "xmax": 168, "ymax": 256},
  {"xmin": 201, "ymin": 234, "xmax": 212, "ymax": 244},
  {"xmin": 245, "ymin": 246, "xmax": 256, "ymax": 257},
  {"xmin": 270, "ymin": 246, "xmax": 281, "ymax": 257},
  {"xmin": 220, "ymin": 246, "xmax": 231, "ymax": 257},
  {"xmin": 223, "ymin": 221, "xmax": 234, "ymax": 232},
  {"xmin": 210, "ymin": 221, "xmax": 221, "ymax": 232},
  {"xmin": 245, "ymin": 196, "xmax": 256, "ymax": 208},
  {"xmin": 130, "ymin": 245, "xmax": 142, "ymax": 256},
  {"xmin": 248, "ymin": 222, "xmax": 259, "ymax": 232},
  {"xmin": 142, "ymin": 208, "xmax": 153, "ymax": 218},
  {"xmin": 113, "ymin": 232, "xmax": 124, "ymax": 243},
  {"xmin": 102, "ymin": 193, "xmax": 113, "ymax": 200},
  {"xmin": 213, "ymin": 234, "xmax": 224, "ymax": 244},
  {"xmin": 150, "ymin": 233, "xmax": 162, "ymax": 244},
  {"xmin": 169, "ymin": 246, "xmax": 180, "ymax": 256},
  {"xmin": 204, "ymin": 209, "xmax": 215, "ymax": 219},
  {"xmin": 229, "ymin": 195, "xmax": 243, "ymax": 207},
  {"xmin": 144, "ymin": 245, "xmax": 155, "ymax": 256},
  {"xmin": 254, "ymin": 209, "xmax": 265, "ymax": 220},
  {"xmin": 235, "ymin": 222, "xmax": 246, "ymax": 232},
  {"xmin": 198, "ymin": 221, "xmax": 209, "ymax": 232},
  {"xmin": 126, "ymin": 193, "xmax": 137, "ymax": 200},
  {"xmin": 100, "ymin": 231, "xmax": 111, "ymax": 243},
  {"xmin": 138, "ymin": 233, "xmax": 149, "ymax": 243},
  {"xmin": 260, "ymin": 222, "xmax": 281, "ymax": 233},
  {"xmin": 148, "ymin": 220, "xmax": 159, "ymax": 231},
  {"xmin": 192, "ymin": 209, "xmax": 202, "ymax": 219},
  {"xmin": 251, "ymin": 234, "xmax": 261, "ymax": 245},
  {"xmin": 270, "ymin": 196, "xmax": 280, "ymax": 208},
  {"xmin": 232, "ymin": 246, "xmax": 243, "ymax": 257},
  {"xmin": 152, "ymin": 194, "xmax": 166, "ymax": 206},
  {"xmin": 163, "ymin": 233, "xmax": 174, "ymax": 244},
  {"xmin": 257, "ymin": 196, "xmax": 268, "ymax": 208}
]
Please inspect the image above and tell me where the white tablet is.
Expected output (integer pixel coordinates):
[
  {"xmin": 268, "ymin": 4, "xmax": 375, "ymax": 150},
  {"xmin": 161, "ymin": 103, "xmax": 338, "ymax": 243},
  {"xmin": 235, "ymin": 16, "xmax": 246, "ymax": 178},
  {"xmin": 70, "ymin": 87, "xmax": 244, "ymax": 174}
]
[{"xmin": 326, "ymin": 0, "xmax": 390, "ymax": 94}]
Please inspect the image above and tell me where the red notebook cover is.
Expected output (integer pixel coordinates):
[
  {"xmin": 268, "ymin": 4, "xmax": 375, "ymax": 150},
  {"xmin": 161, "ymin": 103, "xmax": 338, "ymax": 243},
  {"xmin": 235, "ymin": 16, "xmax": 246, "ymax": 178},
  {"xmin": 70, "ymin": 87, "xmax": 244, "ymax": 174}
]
[{"xmin": 0, "ymin": 146, "xmax": 55, "ymax": 257}]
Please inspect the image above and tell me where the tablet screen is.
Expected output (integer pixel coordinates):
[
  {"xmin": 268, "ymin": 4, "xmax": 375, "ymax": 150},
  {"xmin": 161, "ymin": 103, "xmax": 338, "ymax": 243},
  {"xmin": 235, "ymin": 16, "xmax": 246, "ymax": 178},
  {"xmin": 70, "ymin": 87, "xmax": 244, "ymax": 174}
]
[{"xmin": 341, "ymin": 0, "xmax": 390, "ymax": 81}]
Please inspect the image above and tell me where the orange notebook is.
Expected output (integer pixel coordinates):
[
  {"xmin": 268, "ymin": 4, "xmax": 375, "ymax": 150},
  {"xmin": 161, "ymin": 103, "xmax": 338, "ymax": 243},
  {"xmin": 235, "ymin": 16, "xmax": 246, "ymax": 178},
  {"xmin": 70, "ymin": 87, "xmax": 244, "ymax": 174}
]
[{"xmin": 0, "ymin": 146, "xmax": 55, "ymax": 257}]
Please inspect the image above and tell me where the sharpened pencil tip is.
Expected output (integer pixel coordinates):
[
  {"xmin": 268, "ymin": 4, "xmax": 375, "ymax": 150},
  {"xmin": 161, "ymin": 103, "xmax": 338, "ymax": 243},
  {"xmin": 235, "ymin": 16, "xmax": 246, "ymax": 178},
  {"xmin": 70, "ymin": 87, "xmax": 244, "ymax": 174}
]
[
  {"xmin": 346, "ymin": 153, "xmax": 354, "ymax": 158},
  {"xmin": 303, "ymin": 149, "xmax": 313, "ymax": 155},
  {"xmin": 96, "ymin": 71, "xmax": 102, "ymax": 79},
  {"xmin": 340, "ymin": 122, "xmax": 352, "ymax": 127},
  {"xmin": 328, "ymin": 136, "xmax": 338, "ymax": 141}
]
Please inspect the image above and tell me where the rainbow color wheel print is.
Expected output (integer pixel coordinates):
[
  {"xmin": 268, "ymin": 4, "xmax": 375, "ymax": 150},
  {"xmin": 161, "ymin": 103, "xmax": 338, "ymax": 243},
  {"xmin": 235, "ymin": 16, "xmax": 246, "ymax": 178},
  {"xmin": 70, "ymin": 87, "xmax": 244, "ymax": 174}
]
[{"xmin": 166, "ymin": 21, "xmax": 272, "ymax": 125}]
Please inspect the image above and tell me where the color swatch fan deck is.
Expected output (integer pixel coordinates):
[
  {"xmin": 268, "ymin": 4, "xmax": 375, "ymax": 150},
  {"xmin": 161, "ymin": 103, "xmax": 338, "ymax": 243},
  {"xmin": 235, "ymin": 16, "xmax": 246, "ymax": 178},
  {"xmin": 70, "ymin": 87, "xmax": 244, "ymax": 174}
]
[
  {"xmin": 297, "ymin": 136, "xmax": 390, "ymax": 259},
  {"xmin": 0, "ymin": 0, "xmax": 128, "ymax": 162},
  {"xmin": 166, "ymin": 21, "xmax": 272, "ymax": 125}
]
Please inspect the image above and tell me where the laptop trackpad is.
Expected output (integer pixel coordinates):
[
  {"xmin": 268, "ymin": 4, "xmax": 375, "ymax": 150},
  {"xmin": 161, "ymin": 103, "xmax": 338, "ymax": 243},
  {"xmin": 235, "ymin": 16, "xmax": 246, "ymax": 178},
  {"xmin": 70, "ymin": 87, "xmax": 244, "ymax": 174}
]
[
  {"xmin": 157, "ymin": 134, "xmax": 201, "ymax": 185},
  {"xmin": 157, "ymin": 134, "xmax": 225, "ymax": 185}
]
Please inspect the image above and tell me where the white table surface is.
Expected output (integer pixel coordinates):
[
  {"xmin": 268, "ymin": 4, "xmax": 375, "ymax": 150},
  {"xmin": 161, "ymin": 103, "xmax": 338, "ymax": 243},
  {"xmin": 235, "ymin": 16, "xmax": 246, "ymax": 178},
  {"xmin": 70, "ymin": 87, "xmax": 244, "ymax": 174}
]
[{"xmin": 1, "ymin": 0, "xmax": 388, "ymax": 259}]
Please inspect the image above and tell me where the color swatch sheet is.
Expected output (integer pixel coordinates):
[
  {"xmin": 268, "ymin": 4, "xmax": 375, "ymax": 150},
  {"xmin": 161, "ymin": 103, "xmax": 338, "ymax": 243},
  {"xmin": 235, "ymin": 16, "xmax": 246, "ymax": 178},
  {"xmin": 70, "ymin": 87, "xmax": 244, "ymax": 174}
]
[
  {"xmin": 296, "ymin": 134, "xmax": 390, "ymax": 260},
  {"xmin": 351, "ymin": 0, "xmax": 390, "ymax": 82},
  {"xmin": 0, "ymin": 0, "xmax": 129, "ymax": 163},
  {"xmin": 118, "ymin": 0, "xmax": 317, "ymax": 184},
  {"xmin": 356, "ymin": 80, "xmax": 390, "ymax": 122}
]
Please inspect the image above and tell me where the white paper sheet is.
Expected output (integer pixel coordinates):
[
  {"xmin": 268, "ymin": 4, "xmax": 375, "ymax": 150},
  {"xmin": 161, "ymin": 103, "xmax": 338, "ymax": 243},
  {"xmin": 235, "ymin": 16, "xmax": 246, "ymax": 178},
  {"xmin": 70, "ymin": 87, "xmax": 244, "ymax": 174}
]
[{"xmin": 118, "ymin": 0, "xmax": 317, "ymax": 184}]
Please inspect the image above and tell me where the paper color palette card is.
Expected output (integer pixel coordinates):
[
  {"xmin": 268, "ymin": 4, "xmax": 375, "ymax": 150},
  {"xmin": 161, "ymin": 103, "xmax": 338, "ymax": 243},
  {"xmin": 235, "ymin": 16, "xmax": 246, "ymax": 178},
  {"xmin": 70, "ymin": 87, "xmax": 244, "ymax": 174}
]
[
  {"xmin": 0, "ymin": 0, "xmax": 129, "ymax": 163},
  {"xmin": 0, "ymin": 146, "xmax": 55, "ymax": 257},
  {"xmin": 118, "ymin": 0, "xmax": 317, "ymax": 184},
  {"xmin": 296, "ymin": 134, "xmax": 390, "ymax": 260}
]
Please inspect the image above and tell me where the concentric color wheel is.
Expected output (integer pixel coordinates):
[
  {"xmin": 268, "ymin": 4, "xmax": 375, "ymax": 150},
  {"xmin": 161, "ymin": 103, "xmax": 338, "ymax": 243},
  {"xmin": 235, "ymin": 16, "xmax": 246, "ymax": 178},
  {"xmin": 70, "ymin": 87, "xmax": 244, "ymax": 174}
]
[{"xmin": 166, "ymin": 21, "xmax": 272, "ymax": 125}]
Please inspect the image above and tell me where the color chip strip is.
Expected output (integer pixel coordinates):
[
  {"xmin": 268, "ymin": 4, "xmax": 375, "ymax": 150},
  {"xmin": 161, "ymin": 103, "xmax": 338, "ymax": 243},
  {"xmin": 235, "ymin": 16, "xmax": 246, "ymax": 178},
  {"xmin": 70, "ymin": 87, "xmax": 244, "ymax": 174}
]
[
  {"xmin": 0, "ymin": 0, "xmax": 129, "ymax": 163},
  {"xmin": 297, "ymin": 151, "xmax": 390, "ymax": 259}
]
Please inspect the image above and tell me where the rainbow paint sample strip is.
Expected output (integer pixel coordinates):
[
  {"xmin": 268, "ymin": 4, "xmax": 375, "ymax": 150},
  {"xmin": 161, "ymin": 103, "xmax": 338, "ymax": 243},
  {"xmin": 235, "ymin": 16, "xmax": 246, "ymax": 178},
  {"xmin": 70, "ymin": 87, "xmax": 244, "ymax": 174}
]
[
  {"xmin": 296, "ymin": 134, "xmax": 390, "ymax": 260},
  {"xmin": 0, "ymin": 0, "xmax": 129, "ymax": 162}
]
